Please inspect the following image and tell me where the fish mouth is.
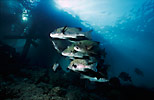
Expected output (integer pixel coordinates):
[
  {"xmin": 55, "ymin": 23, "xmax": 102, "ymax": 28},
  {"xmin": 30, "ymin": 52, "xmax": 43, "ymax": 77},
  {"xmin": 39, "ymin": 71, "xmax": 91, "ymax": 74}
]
[
  {"xmin": 50, "ymin": 33, "xmax": 62, "ymax": 38},
  {"xmin": 62, "ymin": 52, "xmax": 70, "ymax": 56},
  {"xmin": 50, "ymin": 33, "xmax": 56, "ymax": 37}
]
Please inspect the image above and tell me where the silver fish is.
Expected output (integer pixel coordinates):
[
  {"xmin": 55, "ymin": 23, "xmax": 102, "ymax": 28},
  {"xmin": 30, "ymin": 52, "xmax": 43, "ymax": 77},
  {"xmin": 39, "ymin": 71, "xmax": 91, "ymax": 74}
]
[
  {"xmin": 73, "ymin": 40, "xmax": 100, "ymax": 55},
  {"xmin": 68, "ymin": 59, "xmax": 97, "ymax": 72},
  {"xmin": 81, "ymin": 75, "xmax": 109, "ymax": 82},
  {"xmin": 61, "ymin": 44, "xmax": 89, "ymax": 58},
  {"xmin": 50, "ymin": 26, "xmax": 92, "ymax": 39}
]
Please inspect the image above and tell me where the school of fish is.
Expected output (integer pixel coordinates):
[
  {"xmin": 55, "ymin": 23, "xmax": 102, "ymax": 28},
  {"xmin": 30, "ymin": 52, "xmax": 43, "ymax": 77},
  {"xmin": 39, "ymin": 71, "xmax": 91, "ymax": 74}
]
[{"xmin": 50, "ymin": 26, "xmax": 108, "ymax": 82}]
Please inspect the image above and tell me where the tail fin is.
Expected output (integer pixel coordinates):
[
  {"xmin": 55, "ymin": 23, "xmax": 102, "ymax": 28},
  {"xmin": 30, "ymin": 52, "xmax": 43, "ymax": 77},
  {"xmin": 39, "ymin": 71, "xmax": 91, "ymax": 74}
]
[
  {"xmin": 52, "ymin": 63, "xmax": 60, "ymax": 72},
  {"xmin": 84, "ymin": 30, "xmax": 93, "ymax": 40}
]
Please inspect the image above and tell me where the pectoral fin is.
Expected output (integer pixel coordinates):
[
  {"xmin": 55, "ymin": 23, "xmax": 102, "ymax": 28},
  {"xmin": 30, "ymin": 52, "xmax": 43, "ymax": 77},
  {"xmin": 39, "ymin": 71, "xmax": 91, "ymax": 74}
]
[{"xmin": 86, "ymin": 45, "xmax": 93, "ymax": 50}]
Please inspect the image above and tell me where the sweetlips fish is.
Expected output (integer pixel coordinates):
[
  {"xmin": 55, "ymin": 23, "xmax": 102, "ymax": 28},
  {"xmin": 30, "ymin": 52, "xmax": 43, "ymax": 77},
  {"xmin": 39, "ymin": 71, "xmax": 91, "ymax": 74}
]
[
  {"xmin": 73, "ymin": 40, "xmax": 100, "ymax": 54},
  {"xmin": 68, "ymin": 59, "xmax": 97, "ymax": 72},
  {"xmin": 68, "ymin": 61, "xmax": 108, "ymax": 82},
  {"xmin": 61, "ymin": 44, "xmax": 89, "ymax": 58},
  {"xmin": 50, "ymin": 26, "xmax": 92, "ymax": 39},
  {"xmin": 81, "ymin": 74, "xmax": 109, "ymax": 82}
]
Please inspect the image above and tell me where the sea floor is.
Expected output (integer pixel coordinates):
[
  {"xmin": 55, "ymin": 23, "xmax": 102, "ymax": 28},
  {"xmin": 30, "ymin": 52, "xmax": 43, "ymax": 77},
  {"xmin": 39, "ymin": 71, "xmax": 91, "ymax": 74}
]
[{"xmin": 0, "ymin": 64, "xmax": 154, "ymax": 100}]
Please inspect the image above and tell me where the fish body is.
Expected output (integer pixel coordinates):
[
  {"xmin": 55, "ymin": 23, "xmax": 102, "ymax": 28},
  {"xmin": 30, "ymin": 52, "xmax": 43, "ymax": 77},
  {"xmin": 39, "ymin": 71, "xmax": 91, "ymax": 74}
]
[
  {"xmin": 73, "ymin": 40, "xmax": 102, "ymax": 56},
  {"xmin": 74, "ymin": 40, "xmax": 99, "ymax": 53},
  {"xmin": 119, "ymin": 72, "xmax": 132, "ymax": 82},
  {"xmin": 62, "ymin": 43, "xmax": 100, "ymax": 59},
  {"xmin": 50, "ymin": 26, "xmax": 92, "ymax": 39},
  {"xmin": 134, "ymin": 68, "xmax": 144, "ymax": 77},
  {"xmin": 62, "ymin": 44, "xmax": 89, "ymax": 58},
  {"xmin": 68, "ymin": 59, "xmax": 97, "ymax": 72},
  {"xmin": 81, "ymin": 75, "xmax": 108, "ymax": 82}
]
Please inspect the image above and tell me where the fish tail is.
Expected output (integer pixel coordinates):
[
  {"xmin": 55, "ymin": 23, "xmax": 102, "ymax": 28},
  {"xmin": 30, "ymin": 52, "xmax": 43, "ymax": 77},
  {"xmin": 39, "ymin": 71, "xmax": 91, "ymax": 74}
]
[
  {"xmin": 84, "ymin": 30, "xmax": 93, "ymax": 39},
  {"xmin": 52, "ymin": 63, "xmax": 60, "ymax": 72}
]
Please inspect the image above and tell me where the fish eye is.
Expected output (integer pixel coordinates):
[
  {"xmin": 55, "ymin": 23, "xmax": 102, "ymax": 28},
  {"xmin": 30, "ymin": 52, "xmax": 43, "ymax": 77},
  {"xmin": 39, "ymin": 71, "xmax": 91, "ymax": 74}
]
[
  {"xmin": 76, "ymin": 46, "xmax": 79, "ymax": 49},
  {"xmin": 72, "ymin": 64, "xmax": 77, "ymax": 68}
]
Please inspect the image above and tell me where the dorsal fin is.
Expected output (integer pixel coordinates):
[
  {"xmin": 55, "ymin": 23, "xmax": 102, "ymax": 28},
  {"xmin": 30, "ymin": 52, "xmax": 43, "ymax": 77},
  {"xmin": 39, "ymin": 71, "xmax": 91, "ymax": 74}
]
[{"xmin": 62, "ymin": 26, "xmax": 67, "ymax": 34}]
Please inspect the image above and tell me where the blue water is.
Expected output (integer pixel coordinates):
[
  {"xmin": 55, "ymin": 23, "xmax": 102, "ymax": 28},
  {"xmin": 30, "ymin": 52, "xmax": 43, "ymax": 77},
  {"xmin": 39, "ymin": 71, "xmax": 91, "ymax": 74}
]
[
  {"xmin": 0, "ymin": 0, "xmax": 154, "ymax": 88},
  {"xmin": 53, "ymin": 0, "xmax": 154, "ymax": 88}
]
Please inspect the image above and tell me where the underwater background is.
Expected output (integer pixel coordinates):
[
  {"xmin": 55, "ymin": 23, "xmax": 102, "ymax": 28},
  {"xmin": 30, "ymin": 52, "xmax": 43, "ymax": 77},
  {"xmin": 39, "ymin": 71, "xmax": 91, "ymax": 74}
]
[{"xmin": 0, "ymin": 0, "xmax": 154, "ymax": 100}]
